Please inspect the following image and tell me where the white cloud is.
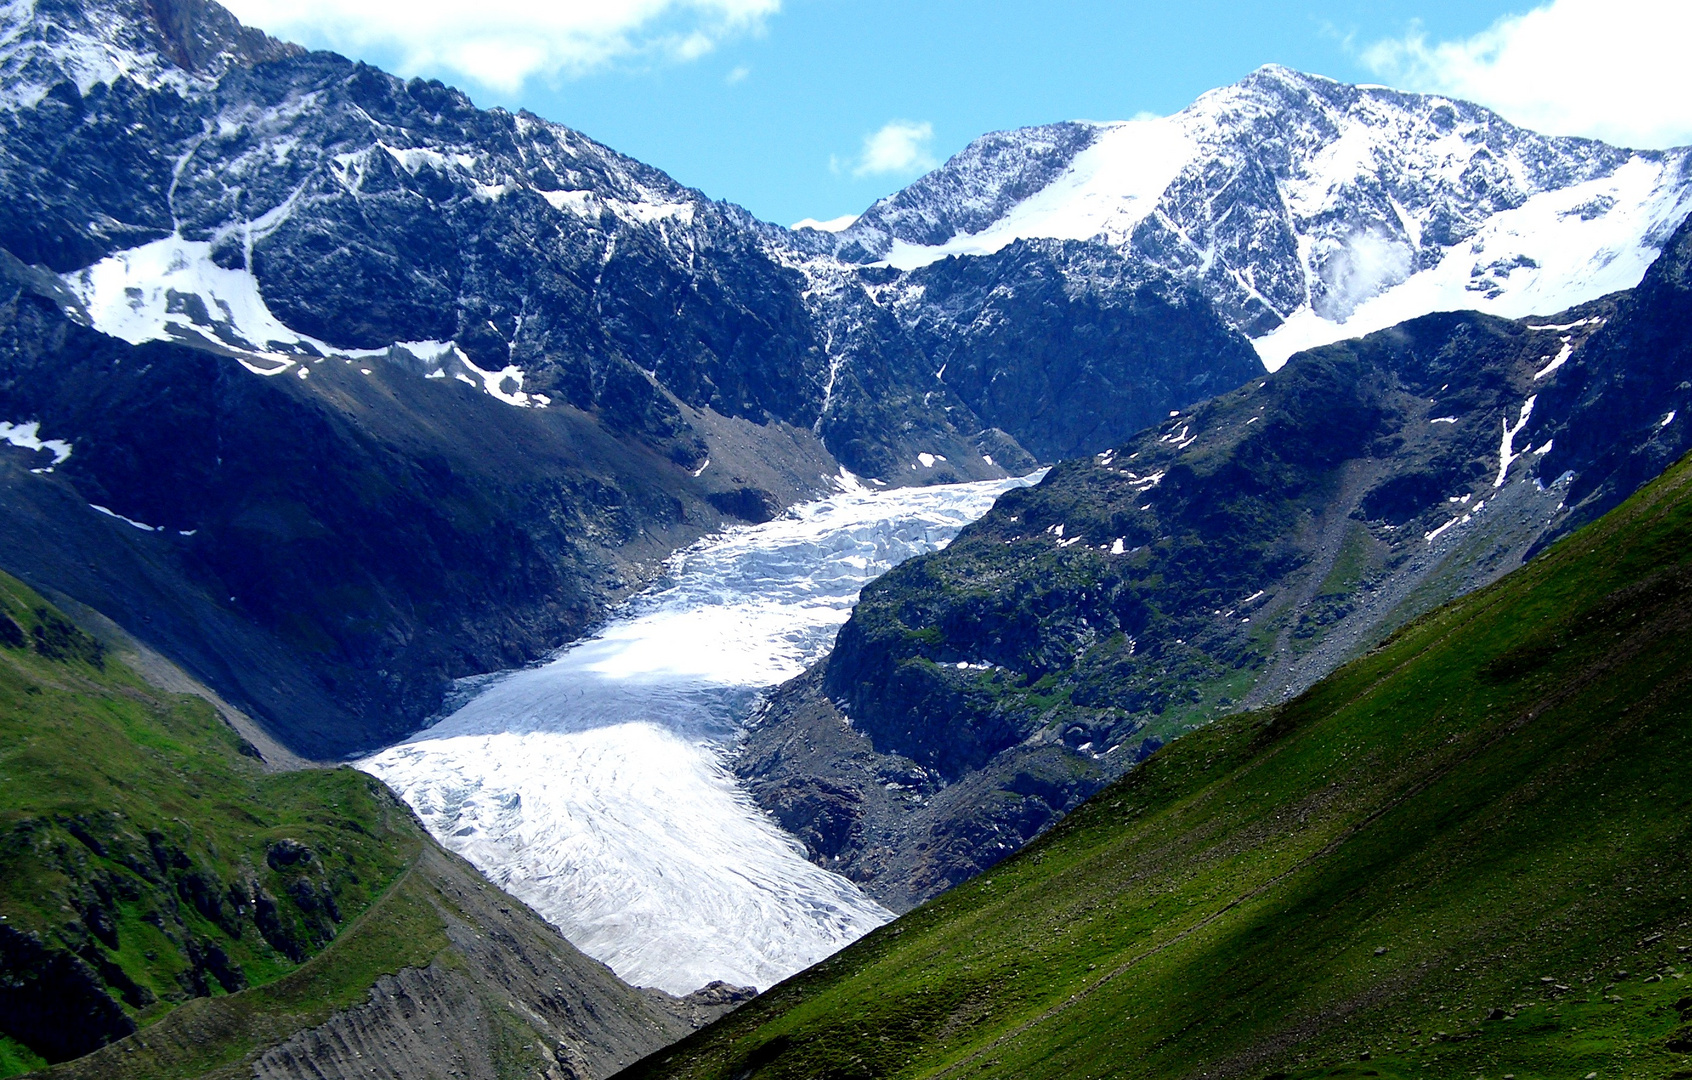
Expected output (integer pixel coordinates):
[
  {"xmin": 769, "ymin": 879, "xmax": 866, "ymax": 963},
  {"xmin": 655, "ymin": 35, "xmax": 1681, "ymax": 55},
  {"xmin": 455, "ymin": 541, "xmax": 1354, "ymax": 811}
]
[
  {"xmin": 841, "ymin": 120, "xmax": 938, "ymax": 178},
  {"xmin": 219, "ymin": 0, "xmax": 781, "ymax": 93},
  {"xmin": 1362, "ymin": 0, "xmax": 1692, "ymax": 149},
  {"xmin": 726, "ymin": 64, "xmax": 750, "ymax": 85}
]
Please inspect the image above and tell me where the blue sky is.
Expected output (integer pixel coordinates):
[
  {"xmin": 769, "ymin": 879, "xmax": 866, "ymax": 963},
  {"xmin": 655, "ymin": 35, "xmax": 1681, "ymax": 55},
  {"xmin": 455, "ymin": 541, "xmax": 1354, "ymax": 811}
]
[{"xmin": 218, "ymin": 0, "xmax": 1689, "ymax": 228}]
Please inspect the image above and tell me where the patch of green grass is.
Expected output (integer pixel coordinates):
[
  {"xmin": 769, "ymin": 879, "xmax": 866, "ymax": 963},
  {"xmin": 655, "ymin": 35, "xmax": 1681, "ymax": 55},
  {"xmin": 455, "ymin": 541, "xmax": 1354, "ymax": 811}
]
[
  {"xmin": 627, "ymin": 452, "xmax": 1692, "ymax": 1080},
  {"xmin": 0, "ymin": 1038, "xmax": 45, "ymax": 1077},
  {"xmin": 1319, "ymin": 519, "xmax": 1376, "ymax": 598},
  {"xmin": 48, "ymin": 864, "xmax": 449, "ymax": 1080},
  {"xmin": 0, "ymin": 573, "xmax": 419, "ymax": 1068}
]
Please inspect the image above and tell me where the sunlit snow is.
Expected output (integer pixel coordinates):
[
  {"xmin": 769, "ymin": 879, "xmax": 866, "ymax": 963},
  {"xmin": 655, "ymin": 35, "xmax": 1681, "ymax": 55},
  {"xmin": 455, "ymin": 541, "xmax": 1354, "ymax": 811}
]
[
  {"xmin": 1253, "ymin": 159, "xmax": 1689, "ymax": 370},
  {"xmin": 881, "ymin": 115, "xmax": 1194, "ymax": 271},
  {"xmin": 360, "ymin": 475, "xmax": 1034, "ymax": 994},
  {"xmin": 0, "ymin": 420, "xmax": 71, "ymax": 464},
  {"xmin": 791, "ymin": 214, "xmax": 860, "ymax": 233},
  {"xmin": 866, "ymin": 74, "xmax": 1692, "ymax": 373},
  {"xmin": 64, "ymin": 234, "xmax": 327, "ymax": 363},
  {"xmin": 61, "ymin": 237, "xmax": 546, "ymax": 405}
]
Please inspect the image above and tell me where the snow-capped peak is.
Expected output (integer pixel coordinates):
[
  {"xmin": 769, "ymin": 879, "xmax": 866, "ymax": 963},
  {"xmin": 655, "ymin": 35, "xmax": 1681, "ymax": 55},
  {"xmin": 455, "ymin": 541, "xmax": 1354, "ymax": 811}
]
[
  {"xmin": 0, "ymin": 0, "xmax": 296, "ymax": 111},
  {"xmin": 824, "ymin": 64, "xmax": 1692, "ymax": 370}
]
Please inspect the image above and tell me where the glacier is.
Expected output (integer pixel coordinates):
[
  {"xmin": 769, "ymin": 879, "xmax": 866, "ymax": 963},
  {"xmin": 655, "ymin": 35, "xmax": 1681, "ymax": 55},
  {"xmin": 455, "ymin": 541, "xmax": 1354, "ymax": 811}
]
[{"xmin": 360, "ymin": 475, "xmax": 1034, "ymax": 994}]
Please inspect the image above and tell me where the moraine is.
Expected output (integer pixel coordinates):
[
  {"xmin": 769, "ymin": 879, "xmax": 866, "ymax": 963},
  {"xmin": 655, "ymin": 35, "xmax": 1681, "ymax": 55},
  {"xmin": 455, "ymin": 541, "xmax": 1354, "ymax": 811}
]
[{"xmin": 360, "ymin": 473, "xmax": 1035, "ymax": 994}]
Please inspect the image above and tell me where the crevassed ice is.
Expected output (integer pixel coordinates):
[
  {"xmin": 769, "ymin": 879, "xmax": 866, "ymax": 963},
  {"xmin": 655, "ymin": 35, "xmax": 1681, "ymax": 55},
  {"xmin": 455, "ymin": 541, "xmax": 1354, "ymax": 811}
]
[{"xmin": 360, "ymin": 475, "xmax": 1035, "ymax": 994}]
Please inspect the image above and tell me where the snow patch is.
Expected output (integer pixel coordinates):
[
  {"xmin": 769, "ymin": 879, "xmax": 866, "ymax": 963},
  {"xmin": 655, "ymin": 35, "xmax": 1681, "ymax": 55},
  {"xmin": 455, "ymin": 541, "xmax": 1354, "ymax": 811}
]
[
  {"xmin": 792, "ymin": 214, "xmax": 860, "ymax": 233},
  {"xmin": 1495, "ymin": 396, "xmax": 1538, "ymax": 488},
  {"xmin": 62, "ymin": 238, "xmax": 547, "ymax": 409},
  {"xmin": 879, "ymin": 116, "xmax": 1196, "ymax": 271},
  {"xmin": 0, "ymin": 420, "xmax": 71, "ymax": 464},
  {"xmin": 834, "ymin": 466, "xmax": 867, "ymax": 493},
  {"xmin": 90, "ymin": 504, "xmax": 159, "ymax": 532},
  {"xmin": 538, "ymin": 188, "xmax": 694, "ymax": 228},
  {"xmin": 457, "ymin": 353, "xmax": 533, "ymax": 407},
  {"xmin": 1534, "ymin": 338, "xmax": 1576, "ymax": 380},
  {"xmin": 64, "ymin": 234, "xmax": 322, "ymax": 365},
  {"xmin": 1124, "ymin": 470, "xmax": 1165, "ymax": 494}
]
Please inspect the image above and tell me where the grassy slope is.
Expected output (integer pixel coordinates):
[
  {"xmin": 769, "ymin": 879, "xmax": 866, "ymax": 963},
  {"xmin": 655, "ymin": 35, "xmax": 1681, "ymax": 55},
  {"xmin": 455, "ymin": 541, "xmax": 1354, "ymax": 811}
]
[
  {"xmin": 626, "ymin": 451, "xmax": 1692, "ymax": 1080},
  {"xmin": 42, "ymin": 859, "xmax": 445, "ymax": 1080},
  {"xmin": 0, "ymin": 572, "xmax": 421, "ymax": 1071}
]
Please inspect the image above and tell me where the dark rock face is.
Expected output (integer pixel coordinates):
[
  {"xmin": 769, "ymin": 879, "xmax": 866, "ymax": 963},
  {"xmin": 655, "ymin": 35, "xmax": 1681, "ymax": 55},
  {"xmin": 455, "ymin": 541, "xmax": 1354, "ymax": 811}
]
[
  {"xmin": 809, "ymin": 121, "xmax": 1102, "ymax": 253},
  {"xmin": 242, "ymin": 853, "xmax": 752, "ymax": 1080},
  {"xmin": 0, "ymin": 274, "xmax": 833, "ymax": 756},
  {"xmin": 905, "ymin": 240, "xmax": 1263, "ymax": 462},
  {"xmin": 736, "ymin": 669, "xmax": 1106, "ymax": 911},
  {"xmin": 1528, "ymin": 212, "xmax": 1692, "ymax": 538},
  {"xmin": 800, "ymin": 242, "xmax": 1261, "ymax": 481},
  {"xmin": 0, "ymin": 925, "xmax": 137, "ymax": 1063},
  {"xmin": 756, "ymin": 217, "xmax": 1692, "ymax": 904},
  {"xmin": 0, "ymin": 0, "xmax": 1251, "ymax": 475}
]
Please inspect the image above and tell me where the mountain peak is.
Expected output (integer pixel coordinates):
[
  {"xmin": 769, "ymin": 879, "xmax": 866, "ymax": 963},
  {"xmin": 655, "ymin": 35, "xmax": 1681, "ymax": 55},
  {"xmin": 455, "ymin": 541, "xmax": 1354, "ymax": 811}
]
[
  {"xmin": 131, "ymin": 0, "xmax": 297, "ymax": 73},
  {"xmin": 818, "ymin": 66, "xmax": 1691, "ymax": 367},
  {"xmin": 0, "ymin": 0, "xmax": 298, "ymax": 109}
]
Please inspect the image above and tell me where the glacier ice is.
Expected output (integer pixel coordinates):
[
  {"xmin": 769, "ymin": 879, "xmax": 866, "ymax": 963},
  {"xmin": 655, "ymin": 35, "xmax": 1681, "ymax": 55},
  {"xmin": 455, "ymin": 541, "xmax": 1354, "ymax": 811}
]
[{"xmin": 361, "ymin": 476, "xmax": 1033, "ymax": 994}]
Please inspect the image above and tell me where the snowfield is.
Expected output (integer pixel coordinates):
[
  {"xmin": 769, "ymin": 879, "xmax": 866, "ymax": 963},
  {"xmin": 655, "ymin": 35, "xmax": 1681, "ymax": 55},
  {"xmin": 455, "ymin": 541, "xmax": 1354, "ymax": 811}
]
[{"xmin": 360, "ymin": 475, "xmax": 1034, "ymax": 994}]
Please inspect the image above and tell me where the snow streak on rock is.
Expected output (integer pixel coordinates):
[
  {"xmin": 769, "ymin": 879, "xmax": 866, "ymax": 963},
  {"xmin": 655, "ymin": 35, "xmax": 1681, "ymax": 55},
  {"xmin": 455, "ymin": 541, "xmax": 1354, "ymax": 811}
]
[{"xmin": 361, "ymin": 476, "xmax": 1033, "ymax": 994}]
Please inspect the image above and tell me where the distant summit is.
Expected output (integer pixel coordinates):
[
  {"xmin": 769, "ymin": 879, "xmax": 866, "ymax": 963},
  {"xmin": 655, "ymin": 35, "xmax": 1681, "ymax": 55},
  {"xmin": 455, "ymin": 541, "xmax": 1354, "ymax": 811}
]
[{"xmin": 810, "ymin": 64, "xmax": 1692, "ymax": 366}]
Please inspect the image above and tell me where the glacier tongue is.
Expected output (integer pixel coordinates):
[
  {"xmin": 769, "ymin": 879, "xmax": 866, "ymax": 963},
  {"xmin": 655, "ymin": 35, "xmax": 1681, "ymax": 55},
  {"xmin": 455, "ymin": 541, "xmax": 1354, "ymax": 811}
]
[{"xmin": 360, "ymin": 476, "xmax": 1034, "ymax": 994}]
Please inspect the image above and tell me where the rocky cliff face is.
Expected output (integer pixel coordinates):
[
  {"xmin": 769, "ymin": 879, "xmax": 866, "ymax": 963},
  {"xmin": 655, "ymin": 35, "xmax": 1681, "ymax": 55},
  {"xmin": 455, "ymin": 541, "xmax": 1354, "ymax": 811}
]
[
  {"xmin": 745, "ymin": 213, "xmax": 1692, "ymax": 910},
  {"xmin": 0, "ymin": 260, "xmax": 841, "ymax": 757}
]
